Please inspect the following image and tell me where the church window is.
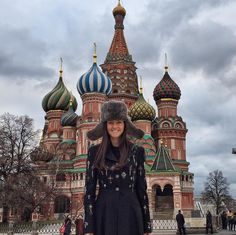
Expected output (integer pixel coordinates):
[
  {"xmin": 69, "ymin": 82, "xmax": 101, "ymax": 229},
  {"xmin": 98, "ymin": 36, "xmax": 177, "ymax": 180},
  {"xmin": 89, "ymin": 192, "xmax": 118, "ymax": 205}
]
[
  {"xmin": 54, "ymin": 195, "xmax": 70, "ymax": 213},
  {"xmin": 80, "ymin": 173, "xmax": 83, "ymax": 180},
  {"xmin": 43, "ymin": 176, "xmax": 47, "ymax": 183},
  {"xmin": 171, "ymin": 139, "xmax": 175, "ymax": 149},
  {"xmin": 162, "ymin": 122, "xmax": 170, "ymax": 128},
  {"xmin": 175, "ymin": 123, "xmax": 182, "ymax": 128},
  {"xmin": 56, "ymin": 173, "xmax": 66, "ymax": 181}
]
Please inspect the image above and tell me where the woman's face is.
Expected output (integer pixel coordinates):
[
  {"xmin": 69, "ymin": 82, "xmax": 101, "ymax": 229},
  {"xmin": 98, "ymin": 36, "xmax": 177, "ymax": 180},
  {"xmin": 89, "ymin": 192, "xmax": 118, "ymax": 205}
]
[{"xmin": 107, "ymin": 120, "xmax": 125, "ymax": 141}]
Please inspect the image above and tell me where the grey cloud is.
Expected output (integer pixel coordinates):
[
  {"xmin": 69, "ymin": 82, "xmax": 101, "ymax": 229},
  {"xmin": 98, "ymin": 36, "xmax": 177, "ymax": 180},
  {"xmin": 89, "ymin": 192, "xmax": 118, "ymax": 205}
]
[
  {"xmin": 170, "ymin": 21, "xmax": 236, "ymax": 79},
  {"xmin": 0, "ymin": 26, "xmax": 54, "ymax": 80}
]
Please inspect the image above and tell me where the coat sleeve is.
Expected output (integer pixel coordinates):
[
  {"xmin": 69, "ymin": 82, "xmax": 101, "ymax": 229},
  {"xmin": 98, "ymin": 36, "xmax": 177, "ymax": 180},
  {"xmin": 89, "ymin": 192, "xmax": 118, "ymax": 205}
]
[
  {"xmin": 83, "ymin": 146, "xmax": 98, "ymax": 233},
  {"xmin": 135, "ymin": 146, "xmax": 152, "ymax": 233}
]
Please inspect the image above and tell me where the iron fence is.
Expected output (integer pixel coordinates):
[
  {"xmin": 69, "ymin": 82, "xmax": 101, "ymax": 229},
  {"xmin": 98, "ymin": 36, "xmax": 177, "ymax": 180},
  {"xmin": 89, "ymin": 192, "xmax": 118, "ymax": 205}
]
[{"xmin": 0, "ymin": 219, "xmax": 176, "ymax": 234}]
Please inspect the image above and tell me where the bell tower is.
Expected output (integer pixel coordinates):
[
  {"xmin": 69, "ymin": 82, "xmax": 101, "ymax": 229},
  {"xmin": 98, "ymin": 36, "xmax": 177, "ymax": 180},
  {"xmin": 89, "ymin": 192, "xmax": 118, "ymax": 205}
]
[{"xmin": 100, "ymin": 0, "xmax": 139, "ymax": 107}]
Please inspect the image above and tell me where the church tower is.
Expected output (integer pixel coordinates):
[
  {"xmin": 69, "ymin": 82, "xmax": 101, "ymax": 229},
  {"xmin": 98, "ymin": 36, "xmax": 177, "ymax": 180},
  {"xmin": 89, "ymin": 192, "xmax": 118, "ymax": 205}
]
[
  {"xmin": 76, "ymin": 44, "xmax": 112, "ymax": 155},
  {"xmin": 41, "ymin": 60, "xmax": 77, "ymax": 154},
  {"xmin": 100, "ymin": 0, "xmax": 139, "ymax": 107},
  {"xmin": 152, "ymin": 63, "xmax": 189, "ymax": 171}
]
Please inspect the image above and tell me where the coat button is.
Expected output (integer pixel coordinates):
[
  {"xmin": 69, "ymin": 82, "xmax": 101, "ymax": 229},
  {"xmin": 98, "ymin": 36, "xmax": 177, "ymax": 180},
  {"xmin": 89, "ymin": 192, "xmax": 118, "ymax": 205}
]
[{"xmin": 115, "ymin": 187, "xmax": 119, "ymax": 191}]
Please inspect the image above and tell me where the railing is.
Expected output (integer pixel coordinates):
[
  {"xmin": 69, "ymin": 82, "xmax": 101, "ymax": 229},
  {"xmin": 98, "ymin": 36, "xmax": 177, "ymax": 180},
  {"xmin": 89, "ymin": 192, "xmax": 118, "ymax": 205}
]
[
  {"xmin": 0, "ymin": 221, "xmax": 76, "ymax": 235},
  {"xmin": 13, "ymin": 222, "xmax": 33, "ymax": 233},
  {"xmin": 152, "ymin": 219, "xmax": 177, "ymax": 230},
  {"xmin": 0, "ymin": 222, "xmax": 8, "ymax": 234},
  {"xmin": 0, "ymin": 220, "xmax": 177, "ymax": 234}
]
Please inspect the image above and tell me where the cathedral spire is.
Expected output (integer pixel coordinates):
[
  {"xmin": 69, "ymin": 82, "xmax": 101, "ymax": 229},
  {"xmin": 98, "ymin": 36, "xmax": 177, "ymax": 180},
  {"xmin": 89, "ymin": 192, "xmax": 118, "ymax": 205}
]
[
  {"xmin": 93, "ymin": 42, "xmax": 97, "ymax": 64},
  {"xmin": 100, "ymin": 1, "xmax": 139, "ymax": 104},
  {"xmin": 164, "ymin": 53, "xmax": 168, "ymax": 72},
  {"xmin": 59, "ymin": 57, "xmax": 63, "ymax": 78},
  {"xmin": 108, "ymin": 1, "xmax": 129, "ymax": 57},
  {"xmin": 139, "ymin": 76, "xmax": 143, "ymax": 94}
]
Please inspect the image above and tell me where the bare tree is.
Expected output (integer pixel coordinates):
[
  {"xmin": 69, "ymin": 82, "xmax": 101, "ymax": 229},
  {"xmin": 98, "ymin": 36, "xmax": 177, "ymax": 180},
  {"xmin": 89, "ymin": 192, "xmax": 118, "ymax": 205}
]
[
  {"xmin": 0, "ymin": 113, "xmax": 57, "ymax": 220},
  {"xmin": 0, "ymin": 113, "xmax": 39, "ymax": 180},
  {"xmin": 201, "ymin": 170, "xmax": 233, "ymax": 215}
]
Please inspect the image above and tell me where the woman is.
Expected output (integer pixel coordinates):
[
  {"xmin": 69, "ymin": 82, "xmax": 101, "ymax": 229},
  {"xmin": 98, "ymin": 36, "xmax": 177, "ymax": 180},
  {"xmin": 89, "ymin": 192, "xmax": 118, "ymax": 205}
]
[
  {"xmin": 63, "ymin": 214, "xmax": 72, "ymax": 235},
  {"xmin": 75, "ymin": 214, "xmax": 84, "ymax": 235},
  {"xmin": 84, "ymin": 100, "xmax": 152, "ymax": 235}
]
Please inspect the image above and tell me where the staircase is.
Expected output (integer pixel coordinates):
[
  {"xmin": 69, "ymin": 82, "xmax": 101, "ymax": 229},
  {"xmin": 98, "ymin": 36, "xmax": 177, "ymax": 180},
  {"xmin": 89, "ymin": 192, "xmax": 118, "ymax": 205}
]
[{"xmin": 153, "ymin": 209, "xmax": 174, "ymax": 220}]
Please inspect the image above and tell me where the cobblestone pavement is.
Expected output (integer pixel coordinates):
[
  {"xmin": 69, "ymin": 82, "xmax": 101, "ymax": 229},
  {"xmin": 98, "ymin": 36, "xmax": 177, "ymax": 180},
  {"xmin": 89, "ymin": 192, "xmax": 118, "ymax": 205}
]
[{"xmin": 151, "ymin": 229, "xmax": 236, "ymax": 235}]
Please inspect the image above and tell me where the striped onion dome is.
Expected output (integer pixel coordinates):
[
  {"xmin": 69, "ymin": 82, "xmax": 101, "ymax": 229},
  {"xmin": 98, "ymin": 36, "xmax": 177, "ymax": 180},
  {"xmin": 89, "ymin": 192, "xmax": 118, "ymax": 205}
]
[
  {"xmin": 153, "ymin": 67, "xmax": 181, "ymax": 101},
  {"xmin": 61, "ymin": 100, "xmax": 78, "ymax": 127},
  {"xmin": 77, "ymin": 50, "xmax": 112, "ymax": 96},
  {"xmin": 129, "ymin": 92, "xmax": 156, "ymax": 121},
  {"xmin": 42, "ymin": 74, "xmax": 77, "ymax": 112}
]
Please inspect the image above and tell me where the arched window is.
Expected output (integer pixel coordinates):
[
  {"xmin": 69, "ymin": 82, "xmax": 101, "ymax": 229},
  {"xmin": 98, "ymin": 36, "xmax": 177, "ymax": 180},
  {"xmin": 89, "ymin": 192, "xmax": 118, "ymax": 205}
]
[
  {"xmin": 163, "ymin": 184, "xmax": 173, "ymax": 196},
  {"xmin": 80, "ymin": 173, "xmax": 83, "ymax": 180},
  {"xmin": 54, "ymin": 195, "xmax": 70, "ymax": 213},
  {"xmin": 56, "ymin": 173, "xmax": 66, "ymax": 181}
]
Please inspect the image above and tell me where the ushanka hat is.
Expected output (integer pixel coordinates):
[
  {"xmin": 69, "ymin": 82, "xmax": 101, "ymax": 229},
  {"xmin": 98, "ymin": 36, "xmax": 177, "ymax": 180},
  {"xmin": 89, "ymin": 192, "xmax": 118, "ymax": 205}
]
[{"xmin": 87, "ymin": 100, "xmax": 144, "ymax": 140}]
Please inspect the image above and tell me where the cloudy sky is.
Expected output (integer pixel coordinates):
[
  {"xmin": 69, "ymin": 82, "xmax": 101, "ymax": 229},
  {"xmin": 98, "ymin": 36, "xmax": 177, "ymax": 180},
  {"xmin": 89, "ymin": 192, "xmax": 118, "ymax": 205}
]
[{"xmin": 1, "ymin": 0, "xmax": 236, "ymax": 197}]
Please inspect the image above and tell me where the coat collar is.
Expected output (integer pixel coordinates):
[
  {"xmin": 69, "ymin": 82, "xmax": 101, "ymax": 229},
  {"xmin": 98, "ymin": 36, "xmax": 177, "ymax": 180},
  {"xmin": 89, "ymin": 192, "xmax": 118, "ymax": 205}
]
[{"xmin": 105, "ymin": 145, "xmax": 118, "ymax": 162}]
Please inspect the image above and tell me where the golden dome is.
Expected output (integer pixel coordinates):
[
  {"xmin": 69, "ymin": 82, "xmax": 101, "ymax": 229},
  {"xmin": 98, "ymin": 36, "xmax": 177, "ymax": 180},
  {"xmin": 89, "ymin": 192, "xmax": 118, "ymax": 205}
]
[
  {"xmin": 129, "ymin": 93, "xmax": 156, "ymax": 121},
  {"xmin": 113, "ymin": 0, "xmax": 126, "ymax": 17}
]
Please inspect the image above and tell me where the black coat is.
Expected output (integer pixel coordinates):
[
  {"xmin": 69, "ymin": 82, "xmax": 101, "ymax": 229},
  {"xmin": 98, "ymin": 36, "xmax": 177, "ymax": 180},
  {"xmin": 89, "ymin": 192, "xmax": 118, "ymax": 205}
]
[
  {"xmin": 206, "ymin": 212, "xmax": 212, "ymax": 227},
  {"xmin": 176, "ymin": 213, "xmax": 185, "ymax": 226},
  {"xmin": 84, "ymin": 143, "xmax": 152, "ymax": 235},
  {"xmin": 64, "ymin": 218, "xmax": 72, "ymax": 235}
]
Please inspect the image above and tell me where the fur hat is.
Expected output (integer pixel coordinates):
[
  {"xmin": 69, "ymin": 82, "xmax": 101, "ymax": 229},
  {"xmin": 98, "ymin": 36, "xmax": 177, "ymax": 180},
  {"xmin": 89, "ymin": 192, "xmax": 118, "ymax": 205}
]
[{"xmin": 87, "ymin": 100, "xmax": 144, "ymax": 140}]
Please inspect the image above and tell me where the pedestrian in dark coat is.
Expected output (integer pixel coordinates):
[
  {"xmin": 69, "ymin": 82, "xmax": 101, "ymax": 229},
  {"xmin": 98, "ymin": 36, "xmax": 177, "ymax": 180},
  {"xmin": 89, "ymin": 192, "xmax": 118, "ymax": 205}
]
[
  {"xmin": 75, "ymin": 214, "xmax": 84, "ymax": 235},
  {"xmin": 64, "ymin": 214, "xmax": 72, "ymax": 235},
  {"xmin": 176, "ymin": 210, "xmax": 186, "ymax": 235},
  {"xmin": 221, "ymin": 211, "xmax": 227, "ymax": 229},
  {"xmin": 206, "ymin": 210, "xmax": 213, "ymax": 234},
  {"xmin": 84, "ymin": 100, "xmax": 152, "ymax": 235}
]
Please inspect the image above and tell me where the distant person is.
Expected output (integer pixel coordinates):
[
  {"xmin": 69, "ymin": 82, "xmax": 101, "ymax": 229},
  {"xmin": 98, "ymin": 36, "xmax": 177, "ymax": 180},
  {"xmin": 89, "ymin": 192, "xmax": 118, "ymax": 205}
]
[
  {"xmin": 221, "ymin": 211, "xmax": 227, "ymax": 229},
  {"xmin": 227, "ymin": 210, "xmax": 233, "ymax": 230},
  {"xmin": 232, "ymin": 212, "xmax": 236, "ymax": 231},
  {"xmin": 206, "ymin": 210, "xmax": 213, "ymax": 234},
  {"xmin": 64, "ymin": 214, "xmax": 72, "ymax": 235},
  {"xmin": 176, "ymin": 210, "xmax": 186, "ymax": 235},
  {"xmin": 75, "ymin": 214, "xmax": 84, "ymax": 235}
]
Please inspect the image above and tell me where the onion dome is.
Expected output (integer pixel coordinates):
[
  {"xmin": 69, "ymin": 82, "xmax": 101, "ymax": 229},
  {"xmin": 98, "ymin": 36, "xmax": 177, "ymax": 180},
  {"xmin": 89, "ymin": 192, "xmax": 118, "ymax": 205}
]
[
  {"xmin": 129, "ymin": 81, "xmax": 156, "ymax": 121},
  {"xmin": 30, "ymin": 146, "xmax": 54, "ymax": 162},
  {"xmin": 113, "ymin": 0, "xmax": 126, "ymax": 17},
  {"xmin": 61, "ymin": 96, "xmax": 78, "ymax": 127},
  {"xmin": 42, "ymin": 59, "xmax": 78, "ymax": 112},
  {"xmin": 77, "ymin": 43, "xmax": 112, "ymax": 96},
  {"xmin": 153, "ymin": 66, "xmax": 181, "ymax": 101}
]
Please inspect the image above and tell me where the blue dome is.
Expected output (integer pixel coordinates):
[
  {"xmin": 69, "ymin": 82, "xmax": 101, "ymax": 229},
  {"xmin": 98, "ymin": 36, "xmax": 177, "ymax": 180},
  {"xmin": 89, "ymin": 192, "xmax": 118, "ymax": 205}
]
[{"xmin": 77, "ymin": 62, "xmax": 112, "ymax": 96}]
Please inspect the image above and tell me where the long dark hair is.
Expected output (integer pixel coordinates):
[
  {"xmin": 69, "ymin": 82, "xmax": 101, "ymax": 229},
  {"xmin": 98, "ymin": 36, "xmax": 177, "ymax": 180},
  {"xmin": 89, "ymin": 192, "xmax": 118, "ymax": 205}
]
[{"xmin": 93, "ymin": 122, "xmax": 131, "ymax": 170}]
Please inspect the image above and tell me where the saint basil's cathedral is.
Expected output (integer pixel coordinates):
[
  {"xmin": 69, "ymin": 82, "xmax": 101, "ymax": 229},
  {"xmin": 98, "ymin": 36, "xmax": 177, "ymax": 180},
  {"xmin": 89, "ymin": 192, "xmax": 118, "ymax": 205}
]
[{"xmin": 31, "ymin": 1, "xmax": 194, "ymax": 220}]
